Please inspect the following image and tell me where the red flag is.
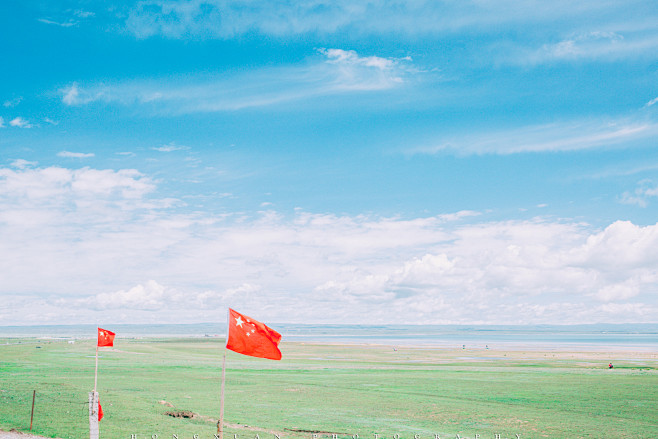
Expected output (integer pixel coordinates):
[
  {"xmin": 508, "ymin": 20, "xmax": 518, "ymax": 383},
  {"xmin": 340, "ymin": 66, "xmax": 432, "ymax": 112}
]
[
  {"xmin": 97, "ymin": 328, "xmax": 115, "ymax": 347},
  {"xmin": 226, "ymin": 308, "xmax": 282, "ymax": 360},
  {"xmin": 98, "ymin": 399, "xmax": 104, "ymax": 421}
]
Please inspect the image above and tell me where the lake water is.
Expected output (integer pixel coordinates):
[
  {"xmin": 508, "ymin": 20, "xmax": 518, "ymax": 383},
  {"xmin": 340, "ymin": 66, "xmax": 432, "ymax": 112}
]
[{"xmin": 1, "ymin": 323, "xmax": 657, "ymax": 350}]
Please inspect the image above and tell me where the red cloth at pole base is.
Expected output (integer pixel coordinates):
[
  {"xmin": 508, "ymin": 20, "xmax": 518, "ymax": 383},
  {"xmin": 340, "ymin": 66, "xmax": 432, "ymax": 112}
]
[
  {"xmin": 98, "ymin": 399, "xmax": 103, "ymax": 421},
  {"xmin": 97, "ymin": 328, "xmax": 115, "ymax": 347},
  {"xmin": 226, "ymin": 308, "xmax": 282, "ymax": 360}
]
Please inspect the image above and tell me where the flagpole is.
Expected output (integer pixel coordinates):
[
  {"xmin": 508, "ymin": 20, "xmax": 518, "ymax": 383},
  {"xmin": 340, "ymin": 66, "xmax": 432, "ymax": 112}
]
[
  {"xmin": 91, "ymin": 328, "xmax": 100, "ymax": 439},
  {"xmin": 218, "ymin": 309, "xmax": 229, "ymax": 439},
  {"xmin": 94, "ymin": 342, "xmax": 99, "ymax": 394}
]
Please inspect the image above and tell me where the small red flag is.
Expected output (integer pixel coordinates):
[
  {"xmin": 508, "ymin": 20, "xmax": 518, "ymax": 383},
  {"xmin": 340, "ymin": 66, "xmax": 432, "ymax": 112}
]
[
  {"xmin": 226, "ymin": 308, "xmax": 282, "ymax": 360},
  {"xmin": 97, "ymin": 328, "xmax": 115, "ymax": 347},
  {"xmin": 98, "ymin": 399, "xmax": 104, "ymax": 421}
]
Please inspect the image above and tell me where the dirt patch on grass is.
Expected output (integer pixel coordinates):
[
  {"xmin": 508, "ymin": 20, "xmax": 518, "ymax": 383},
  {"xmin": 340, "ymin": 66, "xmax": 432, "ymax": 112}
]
[
  {"xmin": 284, "ymin": 428, "xmax": 348, "ymax": 435},
  {"xmin": 165, "ymin": 410, "xmax": 197, "ymax": 419}
]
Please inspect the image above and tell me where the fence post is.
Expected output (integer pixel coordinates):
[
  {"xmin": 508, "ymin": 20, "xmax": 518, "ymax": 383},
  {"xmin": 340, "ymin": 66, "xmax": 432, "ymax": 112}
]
[
  {"xmin": 30, "ymin": 390, "xmax": 36, "ymax": 430},
  {"xmin": 89, "ymin": 391, "xmax": 99, "ymax": 439}
]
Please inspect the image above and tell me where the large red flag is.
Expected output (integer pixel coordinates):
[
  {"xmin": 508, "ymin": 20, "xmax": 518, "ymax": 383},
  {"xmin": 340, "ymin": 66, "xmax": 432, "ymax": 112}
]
[
  {"xmin": 97, "ymin": 328, "xmax": 115, "ymax": 347},
  {"xmin": 226, "ymin": 309, "xmax": 282, "ymax": 360}
]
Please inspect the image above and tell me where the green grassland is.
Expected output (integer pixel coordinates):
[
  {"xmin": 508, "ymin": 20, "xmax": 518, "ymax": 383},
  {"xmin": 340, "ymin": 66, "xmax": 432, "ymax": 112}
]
[{"xmin": 1, "ymin": 337, "xmax": 657, "ymax": 439}]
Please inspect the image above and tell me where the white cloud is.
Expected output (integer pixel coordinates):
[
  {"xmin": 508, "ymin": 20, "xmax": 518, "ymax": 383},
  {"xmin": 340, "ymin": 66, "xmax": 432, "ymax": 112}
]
[
  {"xmin": 74, "ymin": 10, "xmax": 95, "ymax": 19},
  {"xmin": 58, "ymin": 49, "xmax": 414, "ymax": 113},
  {"xmin": 153, "ymin": 142, "xmax": 189, "ymax": 152},
  {"xmin": 123, "ymin": 0, "xmax": 657, "ymax": 46},
  {"xmin": 494, "ymin": 26, "xmax": 658, "ymax": 66},
  {"xmin": 9, "ymin": 117, "xmax": 33, "ymax": 128},
  {"xmin": 0, "ymin": 166, "xmax": 155, "ymax": 205},
  {"xmin": 410, "ymin": 118, "xmax": 658, "ymax": 155},
  {"xmin": 3, "ymin": 97, "xmax": 22, "ymax": 107},
  {"xmin": 58, "ymin": 151, "xmax": 95, "ymax": 159},
  {"xmin": 75, "ymin": 280, "xmax": 175, "ymax": 311},
  {"xmin": 619, "ymin": 180, "xmax": 658, "ymax": 207},
  {"xmin": 1, "ymin": 165, "xmax": 657, "ymax": 325},
  {"xmin": 37, "ymin": 18, "xmax": 77, "ymax": 28},
  {"xmin": 645, "ymin": 97, "xmax": 658, "ymax": 108},
  {"xmin": 317, "ymin": 48, "xmax": 411, "ymax": 91},
  {"xmin": 11, "ymin": 159, "xmax": 38, "ymax": 169},
  {"xmin": 61, "ymin": 82, "xmax": 94, "ymax": 106},
  {"xmin": 529, "ymin": 31, "xmax": 628, "ymax": 63}
]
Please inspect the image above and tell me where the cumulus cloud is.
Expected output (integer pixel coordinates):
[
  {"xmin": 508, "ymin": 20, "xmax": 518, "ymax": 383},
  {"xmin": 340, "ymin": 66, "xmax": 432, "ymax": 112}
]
[
  {"xmin": 75, "ymin": 280, "xmax": 175, "ymax": 311},
  {"xmin": 0, "ymin": 166, "xmax": 156, "ymax": 207},
  {"xmin": 1, "ymin": 165, "xmax": 657, "ymax": 325}
]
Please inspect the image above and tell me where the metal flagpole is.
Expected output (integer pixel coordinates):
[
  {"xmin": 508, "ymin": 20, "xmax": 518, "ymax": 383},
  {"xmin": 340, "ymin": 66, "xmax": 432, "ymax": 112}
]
[
  {"xmin": 94, "ymin": 342, "xmax": 99, "ymax": 393},
  {"xmin": 218, "ymin": 309, "xmax": 230, "ymax": 439},
  {"xmin": 90, "ymin": 328, "xmax": 100, "ymax": 439}
]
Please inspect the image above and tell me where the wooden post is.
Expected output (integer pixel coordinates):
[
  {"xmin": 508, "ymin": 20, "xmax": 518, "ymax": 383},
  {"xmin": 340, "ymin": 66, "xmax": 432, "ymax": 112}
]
[
  {"xmin": 89, "ymin": 391, "xmax": 99, "ymax": 439},
  {"xmin": 29, "ymin": 390, "xmax": 36, "ymax": 430}
]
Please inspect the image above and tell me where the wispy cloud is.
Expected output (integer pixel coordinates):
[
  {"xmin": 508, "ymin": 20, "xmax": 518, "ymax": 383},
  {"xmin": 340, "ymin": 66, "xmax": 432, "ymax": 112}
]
[
  {"xmin": 124, "ymin": 0, "xmax": 656, "ymax": 41},
  {"xmin": 619, "ymin": 180, "xmax": 658, "ymax": 208},
  {"xmin": 153, "ymin": 142, "xmax": 189, "ymax": 152},
  {"xmin": 74, "ymin": 10, "xmax": 95, "ymax": 19},
  {"xmin": 37, "ymin": 18, "xmax": 77, "ymax": 28},
  {"xmin": 536, "ymin": 31, "xmax": 624, "ymax": 60},
  {"xmin": 60, "ymin": 49, "xmax": 415, "ymax": 113},
  {"xmin": 57, "ymin": 151, "xmax": 95, "ymax": 159},
  {"xmin": 512, "ymin": 30, "xmax": 658, "ymax": 64},
  {"xmin": 409, "ymin": 117, "xmax": 658, "ymax": 156},
  {"xmin": 645, "ymin": 97, "xmax": 658, "ymax": 108},
  {"xmin": 3, "ymin": 97, "xmax": 22, "ymax": 108},
  {"xmin": 37, "ymin": 9, "xmax": 95, "ymax": 28}
]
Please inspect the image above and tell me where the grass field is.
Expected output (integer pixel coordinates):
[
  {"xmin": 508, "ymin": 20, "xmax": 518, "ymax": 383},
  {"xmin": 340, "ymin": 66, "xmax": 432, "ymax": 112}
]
[{"xmin": 1, "ymin": 337, "xmax": 656, "ymax": 439}]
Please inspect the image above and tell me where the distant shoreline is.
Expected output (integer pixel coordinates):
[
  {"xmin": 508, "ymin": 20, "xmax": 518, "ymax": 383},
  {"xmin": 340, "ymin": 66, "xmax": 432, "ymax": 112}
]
[{"xmin": 1, "ymin": 322, "xmax": 656, "ymax": 352}]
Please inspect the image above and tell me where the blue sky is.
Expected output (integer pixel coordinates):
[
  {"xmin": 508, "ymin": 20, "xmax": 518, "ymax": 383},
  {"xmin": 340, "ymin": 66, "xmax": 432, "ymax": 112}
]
[{"xmin": 1, "ymin": 0, "xmax": 658, "ymax": 326}]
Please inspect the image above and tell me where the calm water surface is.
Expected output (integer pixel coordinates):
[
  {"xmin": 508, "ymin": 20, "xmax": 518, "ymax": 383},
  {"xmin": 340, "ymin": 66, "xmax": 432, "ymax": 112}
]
[{"xmin": 1, "ymin": 323, "xmax": 656, "ymax": 350}]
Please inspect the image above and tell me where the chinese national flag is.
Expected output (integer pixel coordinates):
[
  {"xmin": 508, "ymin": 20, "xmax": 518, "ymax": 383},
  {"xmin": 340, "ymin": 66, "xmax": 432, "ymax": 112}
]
[
  {"xmin": 97, "ymin": 328, "xmax": 115, "ymax": 347},
  {"xmin": 226, "ymin": 308, "xmax": 282, "ymax": 360},
  {"xmin": 98, "ymin": 399, "xmax": 104, "ymax": 421}
]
